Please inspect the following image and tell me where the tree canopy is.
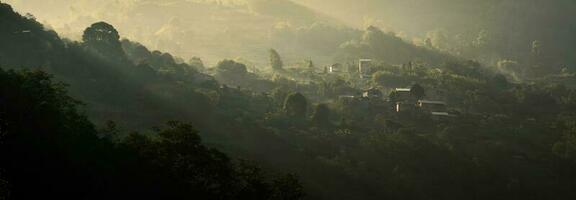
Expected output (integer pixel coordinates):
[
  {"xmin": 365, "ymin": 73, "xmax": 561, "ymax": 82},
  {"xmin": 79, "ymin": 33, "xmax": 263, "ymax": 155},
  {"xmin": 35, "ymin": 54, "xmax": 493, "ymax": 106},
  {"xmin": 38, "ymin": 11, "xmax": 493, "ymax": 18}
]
[
  {"xmin": 410, "ymin": 83, "xmax": 426, "ymax": 100},
  {"xmin": 269, "ymin": 49, "xmax": 284, "ymax": 71},
  {"xmin": 83, "ymin": 22, "xmax": 126, "ymax": 61},
  {"xmin": 284, "ymin": 92, "xmax": 307, "ymax": 118}
]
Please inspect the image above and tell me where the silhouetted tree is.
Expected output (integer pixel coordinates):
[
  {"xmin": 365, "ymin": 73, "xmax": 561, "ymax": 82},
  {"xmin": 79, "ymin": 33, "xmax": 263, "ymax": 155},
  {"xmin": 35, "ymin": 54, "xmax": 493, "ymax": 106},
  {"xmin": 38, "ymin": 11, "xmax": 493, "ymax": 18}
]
[
  {"xmin": 410, "ymin": 83, "xmax": 425, "ymax": 100},
  {"xmin": 269, "ymin": 49, "xmax": 283, "ymax": 71},
  {"xmin": 284, "ymin": 93, "xmax": 307, "ymax": 118},
  {"xmin": 306, "ymin": 59, "xmax": 314, "ymax": 69},
  {"xmin": 82, "ymin": 22, "xmax": 126, "ymax": 61},
  {"xmin": 217, "ymin": 60, "xmax": 247, "ymax": 76},
  {"xmin": 215, "ymin": 59, "xmax": 248, "ymax": 85},
  {"xmin": 425, "ymin": 38, "xmax": 433, "ymax": 48},
  {"xmin": 188, "ymin": 56, "xmax": 205, "ymax": 71}
]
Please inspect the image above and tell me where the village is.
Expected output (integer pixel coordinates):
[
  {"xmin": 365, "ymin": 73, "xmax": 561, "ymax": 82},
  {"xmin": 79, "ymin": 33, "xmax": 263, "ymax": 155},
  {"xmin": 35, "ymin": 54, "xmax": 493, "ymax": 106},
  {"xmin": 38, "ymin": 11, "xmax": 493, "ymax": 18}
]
[{"xmin": 323, "ymin": 59, "xmax": 456, "ymax": 121}]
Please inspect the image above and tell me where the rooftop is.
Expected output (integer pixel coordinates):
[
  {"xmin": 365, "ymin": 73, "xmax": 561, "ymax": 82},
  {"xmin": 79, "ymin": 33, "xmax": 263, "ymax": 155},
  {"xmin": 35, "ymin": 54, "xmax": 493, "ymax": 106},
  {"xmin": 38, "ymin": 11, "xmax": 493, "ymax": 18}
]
[
  {"xmin": 395, "ymin": 88, "xmax": 411, "ymax": 92},
  {"xmin": 431, "ymin": 112, "xmax": 450, "ymax": 116}
]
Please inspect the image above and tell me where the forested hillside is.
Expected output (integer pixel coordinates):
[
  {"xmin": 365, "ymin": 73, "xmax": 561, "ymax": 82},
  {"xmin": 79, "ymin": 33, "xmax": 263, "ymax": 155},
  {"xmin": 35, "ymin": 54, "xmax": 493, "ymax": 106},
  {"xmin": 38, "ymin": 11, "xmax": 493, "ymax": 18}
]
[
  {"xmin": 2, "ymin": 1, "xmax": 576, "ymax": 200},
  {"xmin": 1, "ymin": 0, "xmax": 346, "ymax": 65},
  {"xmin": 1, "ymin": 0, "xmax": 461, "ymax": 68},
  {"xmin": 0, "ymin": 3, "xmax": 304, "ymax": 199},
  {"xmin": 297, "ymin": 0, "xmax": 576, "ymax": 75}
]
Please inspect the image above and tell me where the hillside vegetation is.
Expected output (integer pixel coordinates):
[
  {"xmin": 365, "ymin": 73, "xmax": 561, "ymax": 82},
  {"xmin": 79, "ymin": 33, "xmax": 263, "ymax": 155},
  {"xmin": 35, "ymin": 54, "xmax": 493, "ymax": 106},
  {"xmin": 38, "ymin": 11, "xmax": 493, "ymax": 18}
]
[{"xmin": 2, "ymin": 1, "xmax": 576, "ymax": 199}]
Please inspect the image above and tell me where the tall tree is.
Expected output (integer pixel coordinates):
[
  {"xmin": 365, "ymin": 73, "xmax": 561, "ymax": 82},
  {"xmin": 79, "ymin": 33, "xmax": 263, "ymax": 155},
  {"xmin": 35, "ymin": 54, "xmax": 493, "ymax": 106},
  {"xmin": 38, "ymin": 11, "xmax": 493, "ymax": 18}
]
[
  {"xmin": 410, "ymin": 83, "xmax": 426, "ymax": 100},
  {"xmin": 82, "ymin": 22, "xmax": 126, "ymax": 61},
  {"xmin": 216, "ymin": 59, "xmax": 247, "ymax": 76},
  {"xmin": 188, "ymin": 57, "xmax": 205, "ymax": 71},
  {"xmin": 306, "ymin": 59, "xmax": 314, "ymax": 69},
  {"xmin": 284, "ymin": 93, "xmax": 307, "ymax": 118},
  {"xmin": 269, "ymin": 49, "xmax": 284, "ymax": 71},
  {"xmin": 215, "ymin": 59, "xmax": 248, "ymax": 85}
]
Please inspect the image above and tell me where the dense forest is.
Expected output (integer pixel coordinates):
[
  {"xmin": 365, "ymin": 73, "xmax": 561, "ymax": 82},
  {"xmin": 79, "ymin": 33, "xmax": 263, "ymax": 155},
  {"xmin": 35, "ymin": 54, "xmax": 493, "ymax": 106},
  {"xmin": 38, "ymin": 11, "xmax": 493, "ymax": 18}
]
[{"xmin": 2, "ymin": 0, "xmax": 576, "ymax": 199}]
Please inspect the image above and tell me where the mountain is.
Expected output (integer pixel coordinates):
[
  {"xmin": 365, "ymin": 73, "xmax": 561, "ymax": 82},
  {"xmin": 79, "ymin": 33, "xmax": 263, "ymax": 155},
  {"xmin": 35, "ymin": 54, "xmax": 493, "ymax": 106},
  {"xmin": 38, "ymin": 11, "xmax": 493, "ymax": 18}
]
[
  {"xmin": 294, "ymin": 0, "xmax": 576, "ymax": 71},
  {"xmin": 0, "ymin": 3, "xmax": 376, "ymax": 199},
  {"xmin": 4, "ymin": 1, "xmax": 576, "ymax": 199},
  {"xmin": 7, "ymin": 0, "xmax": 576, "ymax": 72},
  {"xmin": 2, "ymin": 0, "xmax": 347, "ymax": 66}
]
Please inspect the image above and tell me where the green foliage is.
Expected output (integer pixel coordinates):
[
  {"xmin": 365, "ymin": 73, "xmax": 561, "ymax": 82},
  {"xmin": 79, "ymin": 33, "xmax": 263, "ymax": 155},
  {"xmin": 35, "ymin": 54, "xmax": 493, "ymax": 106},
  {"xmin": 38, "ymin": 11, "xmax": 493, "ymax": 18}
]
[
  {"xmin": 306, "ymin": 59, "xmax": 314, "ymax": 70},
  {"xmin": 217, "ymin": 59, "xmax": 248, "ymax": 76},
  {"xmin": 124, "ymin": 121, "xmax": 305, "ymax": 199},
  {"xmin": 270, "ymin": 174, "xmax": 306, "ymax": 200},
  {"xmin": 4, "ymin": 1, "xmax": 576, "ymax": 199},
  {"xmin": 284, "ymin": 92, "xmax": 308, "ymax": 118},
  {"xmin": 410, "ymin": 83, "xmax": 425, "ymax": 100},
  {"xmin": 82, "ymin": 22, "xmax": 126, "ymax": 61},
  {"xmin": 83, "ymin": 22, "xmax": 120, "ymax": 46},
  {"xmin": 189, "ymin": 56, "xmax": 205, "ymax": 71},
  {"xmin": 553, "ymin": 117, "xmax": 576, "ymax": 161},
  {"xmin": 0, "ymin": 68, "xmax": 103, "ymax": 199},
  {"xmin": 0, "ymin": 67, "xmax": 305, "ymax": 200},
  {"xmin": 341, "ymin": 26, "xmax": 454, "ymax": 66},
  {"xmin": 269, "ymin": 49, "xmax": 284, "ymax": 71},
  {"xmin": 215, "ymin": 59, "xmax": 250, "ymax": 86},
  {"xmin": 373, "ymin": 70, "xmax": 409, "ymax": 88},
  {"xmin": 311, "ymin": 104, "xmax": 331, "ymax": 127}
]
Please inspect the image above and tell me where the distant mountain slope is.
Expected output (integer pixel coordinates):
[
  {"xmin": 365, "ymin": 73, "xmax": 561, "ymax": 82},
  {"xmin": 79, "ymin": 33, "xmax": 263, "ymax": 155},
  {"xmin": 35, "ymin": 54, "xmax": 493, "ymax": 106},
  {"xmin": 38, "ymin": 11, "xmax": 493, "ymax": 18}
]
[
  {"xmin": 2, "ymin": 0, "xmax": 463, "ymax": 69},
  {"xmin": 295, "ymin": 0, "xmax": 576, "ymax": 71},
  {"xmin": 2, "ymin": 0, "xmax": 346, "ymax": 66}
]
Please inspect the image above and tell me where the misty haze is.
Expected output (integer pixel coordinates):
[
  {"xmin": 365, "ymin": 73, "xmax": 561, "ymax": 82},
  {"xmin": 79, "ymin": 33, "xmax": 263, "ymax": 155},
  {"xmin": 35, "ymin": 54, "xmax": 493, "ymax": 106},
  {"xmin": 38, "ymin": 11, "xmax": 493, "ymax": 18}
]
[{"xmin": 1, "ymin": 0, "xmax": 576, "ymax": 199}]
